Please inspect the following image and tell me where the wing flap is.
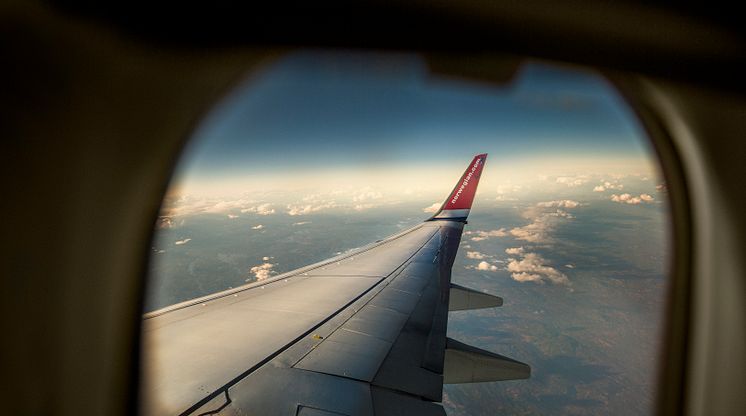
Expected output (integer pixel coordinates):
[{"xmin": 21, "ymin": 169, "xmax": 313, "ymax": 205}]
[
  {"xmin": 295, "ymin": 329, "xmax": 393, "ymax": 382},
  {"xmin": 371, "ymin": 387, "xmax": 447, "ymax": 416},
  {"xmin": 293, "ymin": 255, "xmax": 441, "ymax": 382}
]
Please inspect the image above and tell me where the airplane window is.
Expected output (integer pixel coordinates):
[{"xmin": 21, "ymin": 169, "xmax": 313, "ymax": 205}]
[{"xmin": 144, "ymin": 51, "xmax": 671, "ymax": 416}]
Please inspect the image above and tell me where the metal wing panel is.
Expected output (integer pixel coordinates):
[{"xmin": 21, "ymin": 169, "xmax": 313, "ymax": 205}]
[
  {"xmin": 141, "ymin": 224, "xmax": 440, "ymax": 415},
  {"xmin": 292, "ymin": 260, "xmax": 442, "ymax": 382},
  {"xmin": 294, "ymin": 328, "xmax": 393, "ymax": 381},
  {"xmin": 192, "ymin": 223, "xmax": 458, "ymax": 416},
  {"xmin": 142, "ymin": 276, "xmax": 381, "ymax": 415},
  {"xmin": 343, "ymin": 305, "xmax": 410, "ymax": 343}
]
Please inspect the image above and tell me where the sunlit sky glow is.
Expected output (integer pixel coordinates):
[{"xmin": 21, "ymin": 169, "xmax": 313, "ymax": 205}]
[{"xmin": 169, "ymin": 50, "xmax": 659, "ymax": 202}]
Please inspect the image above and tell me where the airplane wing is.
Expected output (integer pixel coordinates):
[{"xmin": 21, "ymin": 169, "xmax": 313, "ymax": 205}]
[{"xmin": 140, "ymin": 153, "xmax": 530, "ymax": 416}]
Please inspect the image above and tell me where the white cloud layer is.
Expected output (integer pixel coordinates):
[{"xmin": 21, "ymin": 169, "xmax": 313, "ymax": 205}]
[
  {"xmin": 555, "ymin": 175, "xmax": 589, "ymax": 187},
  {"xmin": 422, "ymin": 202, "xmax": 441, "ymax": 213},
  {"xmin": 241, "ymin": 203, "xmax": 276, "ymax": 215},
  {"xmin": 251, "ymin": 224, "xmax": 264, "ymax": 230},
  {"xmin": 507, "ymin": 252, "xmax": 569, "ymax": 284},
  {"xmin": 174, "ymin": 238, "xmax": 192, "ymax": 245},
  {"xmin": 476, "ymin": 261, "xmax": 498, "ymax": 271},
  {"xmin": 510, "ymin": 210, "xmax": 572, "ymax": 243},
  {"xmin": 610, "ymin": 193, "xmax": 654, "ymax": 205},
  {"xmin": 536, "ymin": 200, "xmax": 580, "ymax": 209},
  {"xmin": 511, "ymin": 272, "xmax": 543, "ymax": 282},
  {"xmin": 505, "ymin": 247, "xmax": 525, "ymax": 255},
  {"xmin": 287, "ymin": 202, "xmax": 337, "ymax": 216},
  {"xmin": 508, "ymin": 201, "xmax": 580, "ymax": 243},
  {"xmin": 466, "ymin": 251, "xmax": 487, "ymax": 259},
  {"xmin": 248, "ymin": 262, "xmax": 275, "ymax": 281},
  {"xmin": 593, "ymin": 181, "xmax": 624, "ymax": 192},
  {"xmin": 352, "ymin": 187, "xmax": 383, "ymax": 202},
  {"xmin": 465, "ymin": 229, "xmax": 508, "ymax": 241},
  {"xmin": 156, "ymin": 194, "xmax": 283, "ymax": 218},
  {"xmin": 353, "ymin": 203, "xmax": 376, "ymax": 211}
]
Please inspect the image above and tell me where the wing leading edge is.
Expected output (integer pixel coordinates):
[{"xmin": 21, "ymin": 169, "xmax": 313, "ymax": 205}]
[{"xmin": 141, "ymin": 153, "xmax": 530, "ymax": 416}]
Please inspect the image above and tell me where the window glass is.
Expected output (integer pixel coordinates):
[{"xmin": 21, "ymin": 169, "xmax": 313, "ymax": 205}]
[{"xmin": 147, "ymin": 51, "xmax": 670, "ymax": 415}]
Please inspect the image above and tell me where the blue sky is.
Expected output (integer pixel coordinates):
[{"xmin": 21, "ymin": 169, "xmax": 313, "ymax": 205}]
[{"xmin": 172, "ymin": 50, "xmax": 655, "ymax": 196}]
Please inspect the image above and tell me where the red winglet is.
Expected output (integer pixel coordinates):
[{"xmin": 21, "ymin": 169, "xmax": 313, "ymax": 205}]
[{"xmin": 430, "ymin": 153, "xmax": 487, "ymax": 221}]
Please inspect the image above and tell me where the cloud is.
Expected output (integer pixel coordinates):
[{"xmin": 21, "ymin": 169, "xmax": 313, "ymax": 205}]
[
  {"xmin": 174, "ymin": 238, "xmax": 192, "ymax": 245},
  {"xmin": 292, "ymin": 221, "xmax": 311, "ymax": 226},
  {"xmin": 536, "ymin": 200, "xmax": 580, "ymax": 209},
  {"xmin": 466, "ymin": 251, "xmax": 487, "ymax": 259},
  {"xmin": 352, "ymin": 188, "xmax": 383, "ymax": 202},
  {"xmin": 555, "ymin": 175, "xmax": 589, "ymax": 187},
  {"xmin": 248, "ymin": 262, "xmax": 275, "ymax": 281},
  {"xmin": 157, "ymin": 216, "xmax": 174, "ymax": 229},
  {"xmin": 593, "ymin": 181, "xmax": 624, "ymax": 192},
  {"xmin": 508, "ymin": 201, "xmax": 580, "ymax": 243},
  {"xmin": 610, "ymin": 193, "xmax": 654, "ymax": 205},
  {"xmin": 505, "ymin": 247, "xmax": 525, "ymax": 255},
  {"xmin": 506, "ymin": 252, "xmax": 569, "ymax": 284},
  {"xmin": 256, "ymin": 203, "xmax": 276, "ymax": 215},
  {"xmin": 241, "ymin": 203, "xmax": 276, "ymax": 215},
  {"xmin": 611, "ymin": 193, "xmax": 635, "ymax": 203},
  {"xmin": 251, "ymin": 224, "xmax": 264, "ymax": 230},
  {"xmin": 509, "ymin": 223, "xmax": 548, "ymax": 243},
  {"xmin": 155, "ymin": 194, "xmax": 283, "ymax": 219},
  {"xmin": 353, "ymin": 203, "xmax": 376, "ymax": 211},
  {"xmin": 497, "ymin": 184, "xmax": 522, "ymax": 193},
  {"xmin": 511, "ymin": 272, "xmax": 543, "ymax": 282},
  {"xmin": 287, "ymin": 202, "xmax": 337, "ymax": 216},
  {"xmin": 262, "ymin": 256, "xmax": 272, "ymax": 261},
  {"xmin": 159, "ymin": 195, "xmax": 256, "ymax": 217},
  {"xmin": 509, "ymin": 211, "xmax": 572, "ymax": 243},
  {"xmin": 465, "ymin": 228, "xmax": 509, "ymax": 241},
  {"xmin": 202, "ymin": 199, "xmax": 253, "ymax": 214},
  {"xmin": 476, "ymin": 261, "xmax": 498, "ymax": 272},
  {"xmin": 496, "ymin": 184, "xmax": 522, "ymax": 199},
  {"xmin": 656, "ymin": 183, "xmax": 667, "ymax": 192},
  {"xmin": 422, "ymin": 202, "xmax": 441, "ymax": 213}
]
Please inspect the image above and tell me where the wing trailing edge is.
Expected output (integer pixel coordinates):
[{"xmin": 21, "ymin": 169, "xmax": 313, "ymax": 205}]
[{"xmin": 429, "ymin": 153, "xmax": 488, "ymax": 222}]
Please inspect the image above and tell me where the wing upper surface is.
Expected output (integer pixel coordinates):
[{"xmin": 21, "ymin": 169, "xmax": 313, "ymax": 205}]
[{"xmin": 141, "ymin": 224, "xmax": 441, "ymax": 415}]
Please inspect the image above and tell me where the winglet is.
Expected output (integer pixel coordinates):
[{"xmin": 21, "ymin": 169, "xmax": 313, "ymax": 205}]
[{"xmin": 429, "ymin": 153, "xmax": 487, "ymax": 221}]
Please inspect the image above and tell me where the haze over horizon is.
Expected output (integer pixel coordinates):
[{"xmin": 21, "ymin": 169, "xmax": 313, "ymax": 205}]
[{"xmin": 167, "ymin": 51, "xmax": 658, "ymax": 201}]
